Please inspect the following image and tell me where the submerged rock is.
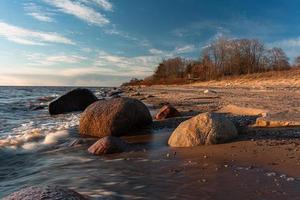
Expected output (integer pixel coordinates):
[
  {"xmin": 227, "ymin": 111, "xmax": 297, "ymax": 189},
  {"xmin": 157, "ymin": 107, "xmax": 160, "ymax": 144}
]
[
  {"xmin": 49, "ymin": 88, "xmax": 98, "ymax": 115},
  {"xmin": 88, "ymin": 136, "xmax": 129, "ymax": 155},
  {"xmin": 3, "ymin": 185, "xmax": 87, "ymax": 200},
  {"xmin": 168, "ymin": 112, "xmax": 238, "ymax": 147},
  {"xmin": 155, "ymin": 105, "xmax": 181, "ymax": 120},
  {"xmin": 79, "ymin": 97, "xmax": 152, "ymax": 138}
]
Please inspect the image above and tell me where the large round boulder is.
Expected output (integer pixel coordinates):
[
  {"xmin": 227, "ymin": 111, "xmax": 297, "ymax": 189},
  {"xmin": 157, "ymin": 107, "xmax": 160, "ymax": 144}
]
[
  {"xmin": 168, "ymin": 112, "xmax": 238, "ymax": 147},
  {"xmin": 88, "ymin": 136, "xmax": 129, "ymax": 155},
  {"xmin": 49, "ymin": 88, "xmax": 98, "ymax": 115},
  {"xmin": 155, "ymin": 105, "xmax": 181, "ymax": 120},
  {"xmin": 79, "ymin": 97, "xmax": 152, "ymax": 138},
  {"xmin": 3, "ymin": 185, "xmax": 87, "ymax": 200}
]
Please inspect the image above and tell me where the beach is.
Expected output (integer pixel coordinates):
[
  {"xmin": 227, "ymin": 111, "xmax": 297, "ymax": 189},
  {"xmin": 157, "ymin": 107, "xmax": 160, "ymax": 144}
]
[{"xmin": 0, "ymin": 84, "xmax": 299, "ymax": 199}]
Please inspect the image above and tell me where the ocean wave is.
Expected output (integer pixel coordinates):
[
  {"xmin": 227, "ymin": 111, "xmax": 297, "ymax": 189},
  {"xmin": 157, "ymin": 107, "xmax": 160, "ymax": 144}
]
[{"xmin": 0, "ymin": 113, "xmax": 80, "ymax": 150}]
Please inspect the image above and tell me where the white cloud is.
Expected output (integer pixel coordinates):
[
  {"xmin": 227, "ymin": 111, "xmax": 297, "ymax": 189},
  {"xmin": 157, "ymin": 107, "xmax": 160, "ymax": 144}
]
[
  {"xmin": 24, "ymin": 3, "xmax": 54, "ymax": 22},
  {"xmin": 268, "ymin": 38, "xmax": 300, "ymax": 60},
  {"xmin": 92, "ymin": 51, "xmax": 161, "ymax": 76},
  {"xmin": 0, "ymin": 22, "xmax": 74, "ymax": 45},
  {"xmin": 26, "ymin": 53, "xmax": 87, "ymax": 65},
  {"xmin": 80, "ymin": 0, "xmax": 113, "ymax": 11},
  {"xmin": 148, "ymin": 45, "xmax": 197, "ymax": 56},
  {"xmin": 103, "ymin": 25, "xmax": 150, "ymax": 47},
  {"xmin": 149, "ymin": 48, "xmax": 165, "ymax": 55},
  {"xmin": 174, "ymin": 45, "xmax": 196, "ymax": 54},
  {"xmin": 271, "ymin": 38, "xmax": 300, "ymax": 48},
  {"xmin": 44, "ymin": 0, "xmax": 109, "ymax": 26}
]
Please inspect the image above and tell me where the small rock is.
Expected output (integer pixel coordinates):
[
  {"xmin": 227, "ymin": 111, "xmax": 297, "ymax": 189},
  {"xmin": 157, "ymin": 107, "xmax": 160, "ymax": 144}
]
[
  {"xmin": 3, "ymin": 185, "xmax": 87, "ymax": 200},
  {"xmin": 88, "ymin": 136, "xmax": 129, "ymax": 155},
  {"xmin": 204, "ymin": 89, "xmax": 217, "ymax": 94},
  {"xmin": 155, "ymin": 105, "xmax": 181, "ymax": 120},
  {"xmin": 266, "ymin": 172, "xmax": 276, "ymax": 177},
  {"xmin": 286, "ymin": 177, "xmax": 295, "ymax": 182}
]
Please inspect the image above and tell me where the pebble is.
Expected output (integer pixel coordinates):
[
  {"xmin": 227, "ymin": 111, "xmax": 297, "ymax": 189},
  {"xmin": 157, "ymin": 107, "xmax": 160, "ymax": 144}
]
[
  {"xmin": 286, "ymin": 177, "xmax": 295, "ymax": 182},
  {"xmin": 266, "ymin": 172, "xmax": 276, "ymax": 177}
]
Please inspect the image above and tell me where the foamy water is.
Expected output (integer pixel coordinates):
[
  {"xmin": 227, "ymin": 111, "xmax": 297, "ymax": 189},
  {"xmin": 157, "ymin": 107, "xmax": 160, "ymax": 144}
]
[{"xmin": 0, "ymin": 86, "xmax": 109, "ymax": 150}]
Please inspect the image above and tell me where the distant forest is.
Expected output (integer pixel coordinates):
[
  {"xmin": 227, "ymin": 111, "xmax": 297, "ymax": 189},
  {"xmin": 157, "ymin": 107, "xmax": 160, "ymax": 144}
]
[{"xmin": 123, "ymin": 37, "xmax": 300, "ymax": 86}]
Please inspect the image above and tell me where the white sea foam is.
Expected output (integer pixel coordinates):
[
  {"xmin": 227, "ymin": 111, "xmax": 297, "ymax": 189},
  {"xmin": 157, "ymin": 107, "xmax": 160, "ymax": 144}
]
[
  {"xmin": 43, "ymin": 130, "xmax": 69, "ymax": 145},
  {"xmin": 0, "ymin": 113, "xmax": 80, "ymax": 150}
]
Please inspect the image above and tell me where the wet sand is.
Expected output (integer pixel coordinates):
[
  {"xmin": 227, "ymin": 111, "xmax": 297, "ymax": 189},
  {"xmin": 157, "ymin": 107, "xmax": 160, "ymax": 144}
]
[{"xmin": 117, "ymin": 83, "xmax": 300, "ymax": 199}]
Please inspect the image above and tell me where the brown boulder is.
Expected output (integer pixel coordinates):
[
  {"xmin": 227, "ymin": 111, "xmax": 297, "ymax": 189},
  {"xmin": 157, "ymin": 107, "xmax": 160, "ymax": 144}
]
[
  {"xmin": 88, "ymin": 136, "xmax": 129, "ymax": 155},
  {"xmin": 168, "ymin": 112, "xmax": 238, "ymax": 147},
  {"xmin": 3, "ymin": 185, "xmax": 87, "ymax": 200},
  {"xmin": 79, "ymin": 97, "xmax": 152, "ymax": 138},
  {"xmin": 49, "ymin": 88, "xmax": 98, "ymax": 115},
  {"xmin": 155, "ymin": 105, "xmax": 181, "ymax": 120}
]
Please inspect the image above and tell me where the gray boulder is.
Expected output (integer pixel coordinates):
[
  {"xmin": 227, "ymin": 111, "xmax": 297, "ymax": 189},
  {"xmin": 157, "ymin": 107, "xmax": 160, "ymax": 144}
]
[{"xmin": 168, "ymin": 112, "xmax": 238, "ymax": 147}]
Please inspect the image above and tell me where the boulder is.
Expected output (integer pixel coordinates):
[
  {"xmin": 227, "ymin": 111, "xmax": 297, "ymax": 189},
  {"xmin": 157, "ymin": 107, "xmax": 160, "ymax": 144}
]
[
  {"xmin": 3, "ymin": 185, "xmax": 87, "ymax": 200},
  {"xmin": 168, "ymin": 112, "xmax": 238, "ymax": 147},
  {"xmin": 49, "ymin": 88, "xmax": 98, "ymax": 115},
  {"xmin": 88, "ymin": 136, "xmax": 129, "ymax": 155},
  {"xmin": 79, "ymin": 97, "xmax": 152, "ymax": 138},
  {"xmin": 155, "ymin": 105, "xmax": 181, "ymax": 120}
]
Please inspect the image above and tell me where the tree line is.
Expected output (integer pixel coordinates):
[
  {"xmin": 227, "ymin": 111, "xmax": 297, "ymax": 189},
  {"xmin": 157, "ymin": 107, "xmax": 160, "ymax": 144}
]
[{"xmin": 123, "ymin": 37, "xmax": 299, "ymax": 86}]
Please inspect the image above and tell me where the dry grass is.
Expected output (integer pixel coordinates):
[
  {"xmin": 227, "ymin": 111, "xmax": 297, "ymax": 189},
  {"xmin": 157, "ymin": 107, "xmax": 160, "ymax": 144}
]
[{"xmin": 191, "ymin": 67, "xmax": 300, "ymax": 88}]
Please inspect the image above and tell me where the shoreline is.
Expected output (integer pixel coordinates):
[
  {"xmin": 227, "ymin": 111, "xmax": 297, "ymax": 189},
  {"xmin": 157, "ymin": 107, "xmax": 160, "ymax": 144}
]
[{"xmin": 123, "ymin": 84, "xmax": 300, "ymax": 178}]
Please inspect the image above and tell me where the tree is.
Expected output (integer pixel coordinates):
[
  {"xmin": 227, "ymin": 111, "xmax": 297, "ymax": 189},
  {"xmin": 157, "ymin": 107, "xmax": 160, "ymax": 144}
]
[
  {"xmin": 294, "ymin": 56, "xmax": 300, "ymax": 67},
  {"xmin": 265, "ymin": 48, "xmax": 290, "ymax": 70}
]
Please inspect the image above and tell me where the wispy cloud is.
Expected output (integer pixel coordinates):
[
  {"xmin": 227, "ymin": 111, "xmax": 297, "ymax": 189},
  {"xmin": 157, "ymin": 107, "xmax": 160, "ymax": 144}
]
[
  {"xmin": 80, "ymin": 0, "xmax": 113, "ymax": 11},
  {"xmin": 44, "ymin": 0, "xmax": 109, "ymax": 26},
  {"xmin": 92, "ymin": 51, "xmax": 161, "ymax": 76},
  {"xmin": 270, "ymin": 38, "xmax": 300, "ymax": 48},
  {"xmin": 0, "ymin": 22, "xmax": 74, "ymax": 45},
  {"xmin": 26, "ymin": 53, "xmax": 87, "ymax": 65},
  {"xmin": 24, "ymin": 2, "xmax": 54, "ymax": 22},
  {"xmin": 149, "ymin": 48, "xmax": 165, "ymax": 55},
  {"xmin": 174, "ymin": 45, "xmax": 196, "ymax": 54},
  {"xmin": 268, "ymin": 38, "xmax": 300, "ymax": 59},
  {"xmin": 103, "ymin": 25, "xmax": 150, "ymax": 47},
  {"xmin": 149, "ymin": 45, "xmax": 197, "ymax": 56}
]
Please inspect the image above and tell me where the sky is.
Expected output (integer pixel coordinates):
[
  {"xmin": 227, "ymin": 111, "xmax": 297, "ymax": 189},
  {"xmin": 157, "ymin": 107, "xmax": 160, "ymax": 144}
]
[{"xmin": 0, "ymin": 0, "xmax": 300, "ymax": 86}]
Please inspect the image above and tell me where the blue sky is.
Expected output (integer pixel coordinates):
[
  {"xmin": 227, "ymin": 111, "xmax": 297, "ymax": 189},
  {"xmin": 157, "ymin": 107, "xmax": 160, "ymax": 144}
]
[{"xmin": 0, "ymin": 0, "xmax": 300, "ymax": 86}]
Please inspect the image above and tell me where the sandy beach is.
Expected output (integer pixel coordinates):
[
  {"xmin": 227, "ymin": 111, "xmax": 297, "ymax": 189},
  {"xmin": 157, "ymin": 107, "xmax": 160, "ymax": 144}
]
[{"xmin": 117, "ymin": 79, "xmax": 300, "ymax": 199}]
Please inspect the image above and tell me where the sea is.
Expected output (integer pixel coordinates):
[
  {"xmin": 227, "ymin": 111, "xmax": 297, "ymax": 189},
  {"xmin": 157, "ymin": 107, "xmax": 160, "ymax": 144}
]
[
  {"xmin": 0, "ymin": 86, "xmax": 175, "ymax": 199},
  {"xmin": 0, "ymin": 86, "xmax": 144, "ymax": 198}
]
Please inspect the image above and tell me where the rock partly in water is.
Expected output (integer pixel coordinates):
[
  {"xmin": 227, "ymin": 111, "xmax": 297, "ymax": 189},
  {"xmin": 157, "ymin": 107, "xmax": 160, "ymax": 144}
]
[
  {"xmin": 88, "ymin": 136, "xmax": 129, "ymax": 155},
  {"xmin": 107, "ymin": 90, "xmax": 123, "ymax": 97},
  {"xmin": 155, "ymin": 105, "xmax": 181, "ymax": 120},
  {"xmin": 79, "ymin": 97, "xmax": 153, "ymax": 138},
  {"xmin": 168, "ymin": 112, "xmax": 238, "ymax": 147},
  {"xmin": 3, "ymin": 185, "xmax": 87, "ymax": 200},
  {"xmin": 49, "ymin": 88, "xmax": 98, "ymax": 115}
]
